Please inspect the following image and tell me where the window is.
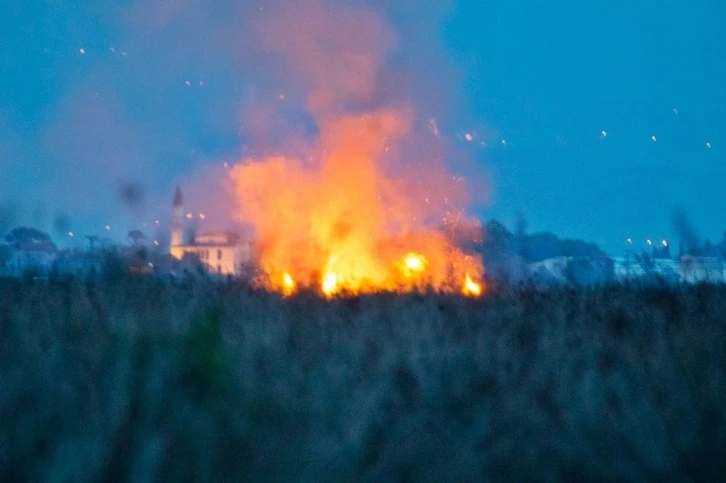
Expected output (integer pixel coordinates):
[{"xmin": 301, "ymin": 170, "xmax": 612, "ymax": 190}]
[{"xmin": 217, "ymin": 249, "xmax": 223, "ymax": 260}]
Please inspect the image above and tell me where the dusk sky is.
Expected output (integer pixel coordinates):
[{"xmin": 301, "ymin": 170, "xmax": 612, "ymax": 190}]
[{"xmin": 1, "ymin": 0, "xmax": 724, "ymax": 254}]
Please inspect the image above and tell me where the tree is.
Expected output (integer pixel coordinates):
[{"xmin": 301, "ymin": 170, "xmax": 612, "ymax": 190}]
[
  {"xmin": 704, "ymin": 239, "xmax": 714, "ymax": 256},
  {"xmin": 3, "ymin": 227, "xmax": 54, "ymax": 247},
  {"xmin": 127, "ymin": 229, "xmax": 147, "ymax": 247},
  {"xmin": 0, "ymin": 244, "xmax": 12, "ymax": 273}
]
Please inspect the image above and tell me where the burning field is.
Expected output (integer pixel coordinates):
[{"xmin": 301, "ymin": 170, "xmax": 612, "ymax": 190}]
[{"xmin": 225, "ymin": 0, "xmax": 483, "ymax": 297}]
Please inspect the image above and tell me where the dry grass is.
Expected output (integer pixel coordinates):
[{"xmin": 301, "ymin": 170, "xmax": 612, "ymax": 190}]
[{"xmin": 1, "ymin": 275, "xmax": 725, "ymax": 481}]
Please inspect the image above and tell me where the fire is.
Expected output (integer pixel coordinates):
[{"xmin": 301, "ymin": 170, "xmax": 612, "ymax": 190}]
[
  {"xmin": 402, "ymin": 252, "xmax": 427, "ymax": 276},
  {"xmin": 228, "ymin": 114, "xmax": 485, "ymax": 298},
  {"xmin": 322, "ymin": 271, "xmax": 338, "ymax": 297},
  {"xmin": 282, "ymin": 272, "xmax": 296, "ymax": 296},
  {"xmin": 225, "ymin": 0, "xmax": 485, "ymax": 298},
  {"xmin": 463, "ymin": 273, "xmax": 482, "ymax": 297}
]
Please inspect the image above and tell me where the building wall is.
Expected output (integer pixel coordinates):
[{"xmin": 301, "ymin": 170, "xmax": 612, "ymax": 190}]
[{"xmin": 171, "ymin": 243, "xmax": 250, "ymax": 275}]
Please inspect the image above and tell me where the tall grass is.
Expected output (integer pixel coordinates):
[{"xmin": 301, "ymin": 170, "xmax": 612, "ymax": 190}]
[{"xmin": 1, "ymin": 276, "xmax": 725, "ymax": 481}]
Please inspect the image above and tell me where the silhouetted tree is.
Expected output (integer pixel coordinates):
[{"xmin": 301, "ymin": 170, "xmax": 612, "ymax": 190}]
[
  {"xmin": 3, "ymin": 227, "xmax": 54, "ymax": 248},
  {"xmin": 127, "ymin": 230, "xmax": 147, "ymax": 247},
  {"xmin": 704, "ymin": 239, "xmax": 714, "ymax": 256},
  {"xmin": 0, "ymin": 244, "xmax": 12, "ymax": 273}
]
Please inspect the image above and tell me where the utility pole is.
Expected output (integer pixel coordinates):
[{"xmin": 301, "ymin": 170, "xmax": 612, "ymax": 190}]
[{"xmin": 86, "ymin": 235, "xmax": 98, "ymax": 254}]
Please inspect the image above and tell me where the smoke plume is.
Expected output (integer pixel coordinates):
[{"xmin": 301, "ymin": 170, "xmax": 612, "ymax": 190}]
[{"xmin": 227, "ymin": 0, "xmax": 482, "ymax": 293}]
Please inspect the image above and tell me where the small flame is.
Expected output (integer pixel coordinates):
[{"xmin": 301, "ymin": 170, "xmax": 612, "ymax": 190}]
[
  {"xmin": 282, "ymin": 272, "xmax": 296, "ymax": 295},
  {"xmin": 402, "ymin": 252, "xmax": 427, "ymax": 276},
  {"xmin": 322, "ymin": 272, "xmax": 338, "ymax": 297},
  {"xmin": 463, "ymin": 273, "xmax": 482, "ymax": 297}
]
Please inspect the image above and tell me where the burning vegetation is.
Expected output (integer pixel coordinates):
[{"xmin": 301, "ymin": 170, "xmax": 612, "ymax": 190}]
[{"xmin": 228, "ymin": 1, "xmax": 483, "ymax": 297}]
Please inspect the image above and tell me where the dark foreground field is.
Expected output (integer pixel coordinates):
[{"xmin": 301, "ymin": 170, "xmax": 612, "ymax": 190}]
[{"xmin": 1, "ymin": 276, "xmax": 725, "ymax": 481}]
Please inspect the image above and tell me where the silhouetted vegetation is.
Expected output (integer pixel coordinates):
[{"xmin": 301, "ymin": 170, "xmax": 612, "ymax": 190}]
[{"xmin": 1, "ymin": 274, "xmax": 725, "ymax": 481}]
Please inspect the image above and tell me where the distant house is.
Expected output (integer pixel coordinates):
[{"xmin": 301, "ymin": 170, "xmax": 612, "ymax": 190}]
[
  {"xmin": 529, "ymin": 255, "xmax": 614, "ymax": 285},
  {"xmin": 168, "ymin": 187, "xmax": 251, "ymax": 275},
  {"xmin": 171, "ymin": 230, "xmax": 251, "ymax": 275},
  {"xmin": 680, "ymin": 256, "xmax": 725, "ymax": 283},
  {"xmin": 613, "ymin": 252, "xmax": 725, "ymax": 284}
]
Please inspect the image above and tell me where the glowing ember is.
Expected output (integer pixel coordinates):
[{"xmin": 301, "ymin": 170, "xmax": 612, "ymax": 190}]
[
  {"xmin": 402, "ymin": 252, "xmax": 427, "ymax": 275},
  {"xmin": 463, "ymin": 273, "xmax": 482, "ymax": 297},
  {"xmin": 322, "ymin": 272, "xmax": 339, "ymax": 297},
  {"xmin": 282, "ymin": 272, "xmax": 296, "ymax": 295}
]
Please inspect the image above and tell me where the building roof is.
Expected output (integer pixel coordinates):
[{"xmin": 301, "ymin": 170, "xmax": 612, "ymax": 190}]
[{"xmin": 173, "ymin": 185, "xmax": 183, "ymax": 207}]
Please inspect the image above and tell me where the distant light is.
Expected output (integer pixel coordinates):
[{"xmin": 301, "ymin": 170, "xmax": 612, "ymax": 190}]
[
  {"xmin": 651, "ymin": 136, "xmax": 657, "ymax": 142},
  {"xmin": 186, "ymin": 213, "xmax": 193, "ymax": 219},
  {"xmin": 153, "ymin": 240, "xmax": 159, "ymax": 246},
  {"xmin": 501, "ymin": 139, "xmax": 507, "ymax": 146},
  {"xmin": 673, "ymin": 108, "xmax": 678, "ymax": 114},
  {"xmin": 79, "ymin": 48, "xmax": 86, "ymax": 55},
  {"xmin": 278, "ymin": 93, "xmax": 285, "ymax": 101},
  {"xmin": 706, "ymin": 142, "xmax": 712, "ymax": 149},
  {"xmin": 601, "ymin": 130, "xmax": 608, "ymax": 138},
  {"xmin": 627, "ymin": 238, "xmax": 632, "ymax": 244},
  {"xmin": 223, "ymin": 162, "xmax": 229, "ymax": 168},
  {"xmin": 185, "ymin": 80, "xmax": 191, "ymax": 87},
  {"xmin": 110, "ymin": 47, "xmax": 116, "ymax": 53},
  {"xmin": 465, "ymin": 133, "xmax": 473, "ymax": 142},
  {"xmin": 662, "ymin": 240, "xmax": 668, "ymax": 247},
  {"xmin": 68, "ymin": 232, "xmax": 74, "ymax": 238},
  {"xmin": 647, "ymin": 239, "xmax": 653, "ymax": 246},
  {"xmin": 199, "ymin": 213, "xmax": 206, "ymax": 220},
  {"xmin": 148, "ymin": 262, "xmax": 154, "ymax": 267},
  {"xmin": 199, "ymin": 80, "xmax": 204, "ymax": 87},
  {"xmin": 155, "ymin": 220, "xmax": 159, "ymax": 225},
  {"xmin": 105, "ymin": 225, "xmax": 111, "ymax": 231}
]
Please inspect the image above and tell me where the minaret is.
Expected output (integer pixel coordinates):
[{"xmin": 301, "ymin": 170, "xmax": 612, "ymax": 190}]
[{"xmin": 170, "ymin": 185, "xmax": 184, "ymax": 250}]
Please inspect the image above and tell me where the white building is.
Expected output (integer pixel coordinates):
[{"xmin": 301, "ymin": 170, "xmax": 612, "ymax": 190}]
[
  {"xmin": 613, "ymin": 253, "xmax": 725, "ymax": 283},
  {"xmin": 169, "ymin": 186, "xmax": 251, "ymax": 276},
  {"xmin": 680, "ymin": 256, "xmax": 725, "ymax": 283}
]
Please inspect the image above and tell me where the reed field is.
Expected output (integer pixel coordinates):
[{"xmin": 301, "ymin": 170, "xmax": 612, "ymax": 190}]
[{"xmin": 1, "ymin": 274, "xmax": 725, "ymax": 481}]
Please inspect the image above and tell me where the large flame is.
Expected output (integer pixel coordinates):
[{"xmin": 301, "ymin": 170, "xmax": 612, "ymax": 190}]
[
  {"xmin": 229, "ymin": 109, "xmax": 483, "ymax": 296},
  {"xmin": 227, "ymin": 0, "xmax": 484, "ymax": 297}
]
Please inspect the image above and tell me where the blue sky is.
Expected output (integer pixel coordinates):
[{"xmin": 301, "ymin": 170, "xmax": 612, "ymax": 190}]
[{"xmin": 1, "ymin": 0, "xmax": 724, "ymax": 254}]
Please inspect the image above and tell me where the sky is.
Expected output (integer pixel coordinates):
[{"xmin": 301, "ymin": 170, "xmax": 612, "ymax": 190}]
[{"xmin": 1, "ymin": 0, "xmax": 724, "ymax": 255}]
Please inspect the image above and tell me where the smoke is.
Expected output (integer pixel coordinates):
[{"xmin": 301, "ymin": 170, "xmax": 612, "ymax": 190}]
[
  {"xmin": 671, "ymin": 208, "xmax": 701, "ymax": 252},
  {"xmin": 226, "ymin": 0, "xmax": 482, "ymax": 291},
  {"xmin": 1, "ymin": 0, "xmax": 477, "ymax": 248}
]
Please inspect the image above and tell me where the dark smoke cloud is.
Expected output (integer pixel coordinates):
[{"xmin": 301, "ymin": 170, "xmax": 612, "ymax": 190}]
[{"xmin": 671, "ymin": 208, "xmax": 701, "ymax": 251}]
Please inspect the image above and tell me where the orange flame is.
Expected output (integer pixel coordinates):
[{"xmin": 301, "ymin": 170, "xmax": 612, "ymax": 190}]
[
  {"xmin": 226, "ymin": 1, "xmax": 484, "ymax": 297},
  {"xmin": 463, "ymin": 273, "xmax": 483, "ymax": 297},
  {"xmin": 228, "ymin": 112, "xmax": 485, "ymax": 297}
]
